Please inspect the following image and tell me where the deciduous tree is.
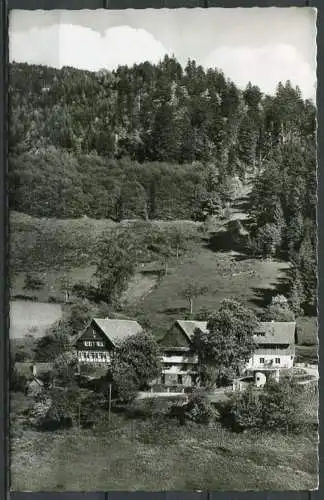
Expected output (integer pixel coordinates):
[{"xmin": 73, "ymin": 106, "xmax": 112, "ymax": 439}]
[
  {"xmin": 110, "ymin": 332, "xmax": 161, "ymax": 403},
  {"xmin": 180, "ymin": 282, "xmax": 209, "ymax": 315},
  {"xmin": 191, "ymin": 299, "xmax": 258, "ymax": 387}
]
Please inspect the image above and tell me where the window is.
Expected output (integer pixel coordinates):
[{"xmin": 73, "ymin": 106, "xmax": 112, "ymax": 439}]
[
  {"xmin": 161, "ymin": 374, "xmax": 166, "ymax": 385},
  {"xmin": 97, "ymin": 341, "xmax": 104, "ymax": 347},
  {"xmin": 177, "ymin": 374, "xmax": 183, "ymax": 385},
  {"xmin": 275, "ymin": 357, "xmax": 281, "ymax": 364},
  {"xmin": 259, "ymin": 358, "xmax": 265, "ymax": 364}
]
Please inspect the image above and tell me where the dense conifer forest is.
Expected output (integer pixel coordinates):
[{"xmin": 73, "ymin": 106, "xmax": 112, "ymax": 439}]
[{"xmin": 8, "ymin": 56, "xmax": 317, "ymax": 314}]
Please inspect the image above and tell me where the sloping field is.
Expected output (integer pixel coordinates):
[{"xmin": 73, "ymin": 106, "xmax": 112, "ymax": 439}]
[
  {"xmin": 10, "ymin": 422, "xmax": 318, "ymax": 491},
  {"xmin": 140, "ymin": 248, "xmax": 291, "ymax": 332},
  {"xmin": 10, "ymin": 300, "xmax": 62, "ymax": 339}
]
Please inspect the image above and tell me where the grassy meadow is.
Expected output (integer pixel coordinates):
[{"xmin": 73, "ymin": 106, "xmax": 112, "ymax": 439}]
[
  {"xmin": 10, "ymin": 300, "xmax": 63, "ymax": 339},
  {"xmin": 10, "ymin": 396, "xmax": 318, "ymax": 491}
]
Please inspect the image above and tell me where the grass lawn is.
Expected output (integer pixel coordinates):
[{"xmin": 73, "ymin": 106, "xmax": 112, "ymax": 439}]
[
  {"xmin": 10, "ymin": 418, "xmax": 318, "ymax": 491},
  {"xmin": 296, "ymin": 316, "xmax": 318, "ymax": 345},
  {"xmin": 296, "ymin": 345, "xmax": 318, "ymax": 363},
  {"xmin": 11, "ymin": 266, "xmax": 96, "ymax": 303},
  {"xmin": 139, "ymin": 247, "xmax": 291, "ymax": 332},
  {"xmin": 10, "ymin": 300, "xmax": 63, "ymax": 339}
]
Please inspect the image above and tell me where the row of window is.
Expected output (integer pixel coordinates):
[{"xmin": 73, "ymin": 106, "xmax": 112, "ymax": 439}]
[
  {"xmin": 259, "ymin": 357, "xmax": 281, "ymax": 364},
  {"xmin": 79, "ymin": 351, "xmax": 109, "ymax": 360},
  {"xmin": 84, "ymin": 341, "xmax": 104, "ymax": 347}
]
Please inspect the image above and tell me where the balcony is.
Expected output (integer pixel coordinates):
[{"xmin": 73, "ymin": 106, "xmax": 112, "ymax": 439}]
[{"xmin": 251, "ymin": 361, "xmax": 290, "ymax": 371}]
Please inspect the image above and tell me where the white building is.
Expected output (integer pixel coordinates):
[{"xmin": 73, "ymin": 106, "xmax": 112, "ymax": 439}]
[
  {"xmin": 245, "ymin": 321, "xmax": 296, "ymax": 380},
  {"xmin": 158, "ymin": 320, "xmax": 296, "ymax": 388}
]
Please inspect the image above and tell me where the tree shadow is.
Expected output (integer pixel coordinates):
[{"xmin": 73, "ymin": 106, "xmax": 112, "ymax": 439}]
[
  {"xmin": 235, "ymin": 199, "xmax": 252, "ymax": 213},
  {"xmin": 250, "ymin": 273, "xmax": 292, "ymax": 309},
  {"xmin": 159, "ymin": 306, "xmax": 188, "ymax": 316},
  {"xmin": 205, "ymin": 226, "xmax": 253, "ymax": 262},
  {"xmin": 250, "ymin": 286, "xmax": 277, "ymax": 308}
]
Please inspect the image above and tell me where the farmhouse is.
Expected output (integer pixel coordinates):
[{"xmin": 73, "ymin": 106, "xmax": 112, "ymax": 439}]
[
  {"xmin": 244, "ymin": 321, "xmax": 296, "ymax": 381},
  {"xmin": 75, "ymin": 318, "xmax": 143, "ymax": 364},
  {"xmin": 158, "ymin": 320, "xmax": 297, "ymax": 388},
  {"xmin": 158, "ymin": 320, "xmax": 207, "ymax": 388}
]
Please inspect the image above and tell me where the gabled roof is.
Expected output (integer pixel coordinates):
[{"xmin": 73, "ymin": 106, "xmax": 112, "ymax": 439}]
[
  {"xmin": 175, "ymin": 320, "xmax": 208, "ymax": 341},
  {"xmin": 92, "ymin": 318, "xmax": 143, "ymax": 346},
  {"xmin": 253, "ymin": 322, "xmax": 296, "ymax": 345}
]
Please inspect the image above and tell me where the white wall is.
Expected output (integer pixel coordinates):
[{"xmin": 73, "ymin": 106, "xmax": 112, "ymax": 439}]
[
  {"xmin": 161, "ymin": 350, "xmax": 295, "ymax": 382},
  {"xmin": 161, "ymin": 355, "xmax": 197, "ymax": 364},
  {"xmin": 246, "ymin": 353, "xmax": 294, "ymax": 370}
]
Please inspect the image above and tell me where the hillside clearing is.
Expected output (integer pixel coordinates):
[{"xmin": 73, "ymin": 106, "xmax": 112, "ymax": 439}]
[
  {"xmin": 139, "ymin": 248, "xmax": 291, "ymax": 332},
  {"xmin": 10, "ymin": 422, "xmax": 317, "ymax": 491},
  {"xmin": 10, "ymin": 300, "xmax": 62, "ymax": 339}
]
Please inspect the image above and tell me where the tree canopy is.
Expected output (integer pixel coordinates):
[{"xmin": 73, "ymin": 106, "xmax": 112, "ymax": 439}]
[
  {"xmin": 191, "ymin": 299, "xmax": 258, "ymax": 387},
  {"xmin": 110, "ymin": 332, "xmax": 161, "ymax": 403}
]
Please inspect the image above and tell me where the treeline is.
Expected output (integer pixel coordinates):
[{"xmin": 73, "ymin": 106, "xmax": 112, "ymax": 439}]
[
  {"xmin": 249, "ymin": 141, "xmax": 317, "ymax": 315},
  {"xmin": 9, "ymin": 151, "xmax": 209, "ymax": 220},
  {"xmin": 9, "ymin": 57, "xmax": 315, "ymax": 221}
]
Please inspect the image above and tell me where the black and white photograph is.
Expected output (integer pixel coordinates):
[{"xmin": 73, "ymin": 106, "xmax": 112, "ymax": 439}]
[{"xmin": 8, "ymin": 7, "xmax": 318, "ymax": 491}]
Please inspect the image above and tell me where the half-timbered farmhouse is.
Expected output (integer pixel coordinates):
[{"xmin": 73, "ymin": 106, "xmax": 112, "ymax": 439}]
[{"xmin": 75, "ymin": 318, "xmax": 143, "ymax": 364}]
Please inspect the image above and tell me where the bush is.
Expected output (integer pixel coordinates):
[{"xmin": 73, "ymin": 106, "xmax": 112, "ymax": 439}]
[
  {"xmin": 23, "ymin": 272, "xmax": 45, "ymax": 291},
  {"xmin": 222, "ymin": 380, "xmax": 305, "ymax": 434},
  {"xmin": 127, "ymin": 397, "xmax": 174, "ymax": 420},
  {"xmin": 27, "ymin": 395, "xmax": 52, "ymax": 428},
  {"xmin": 260, "ymin": 380, "xmax": 304, "ymax": 433},
  {"xmin": 220, "ymin": 386, "xmax": 263, "ymax": 432},
  {"xmin": 72, "ymin": 282, "xmax": 99, "ymax": 302},
  {"xmin": 262, "ymin": 295, "xmax": 295, "ymax": 322},
  {"xmin": 10, "ymin": 367, "xmax": 27, "ymax": 393},
  {"xmin": 185, "ymin": 392, "xmax": 217, "ymax": 424}
]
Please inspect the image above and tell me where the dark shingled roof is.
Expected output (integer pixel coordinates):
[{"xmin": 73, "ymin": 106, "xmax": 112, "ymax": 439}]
[
  {"xmin": 173, "ymin": 320, "xmax": 296, "ymax": 346},
  {"xmin": 92, "ymin": 318, "xmax": 143, "ymax": 345},
  {"xmin": 176, "ymin": 320, "xmax": 208, "ymax": 341},
  {"xmin": 253, "ymin": 322, "xmax": 296, "ymax": 345}
]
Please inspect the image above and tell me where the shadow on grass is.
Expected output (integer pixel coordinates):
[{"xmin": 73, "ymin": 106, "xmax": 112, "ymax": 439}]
[
  {"xmin": 250, "ymin": 286, "xmax": 278, "ymax": 309},
  {"xmin": 250, "ymin": 273, "xmax": 292, "ymax": 309},
  {"xmin": 159, "ymin": 306, "xmax": 189, "ymax": 316},
  {"xmin": 235, "ymin": 198, "xmax": 252, "ymax": 213},
  {"xmin": 205, "ymin": 227, "xmax": 254, "ymax": 263}
]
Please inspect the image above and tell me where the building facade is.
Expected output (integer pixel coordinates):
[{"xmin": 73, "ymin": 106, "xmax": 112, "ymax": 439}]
[
  {"xmin": 158, "ymin": 320, "xmax": 297, "ymax": 389},
  {"xmin": 244, "ymin": 321, "xmax": 296, "ymax": 380},
  {"xmin": 158, "ymin": 320, "xmax": 207, "ymax": 388},
  {"xmin": 75, "ymin": 318, "xmax": 143, "ymax": 364}
]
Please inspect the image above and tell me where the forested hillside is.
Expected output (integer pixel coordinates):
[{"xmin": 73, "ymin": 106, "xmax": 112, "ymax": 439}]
[{"xmin": 9, "ymin": 56, "xmax": 317, "ymax": 314}]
